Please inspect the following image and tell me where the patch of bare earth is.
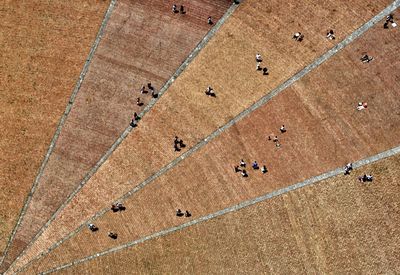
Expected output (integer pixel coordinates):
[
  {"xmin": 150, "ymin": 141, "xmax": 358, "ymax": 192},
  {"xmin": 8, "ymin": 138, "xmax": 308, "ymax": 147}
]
[
  {"xmin": 17, "ymin": 1, "xmax": 400, "ymax": 273},
  {"xmin": 0, "ymin": 0, "xmax": 110, "ymax": 258},
  {"xmin": 0, "ymin": 0, "xmax": 232, "ymax": 271},
  {"xmin": 55, "ymin": 155, "xmax": 400, "ymax": 274}
]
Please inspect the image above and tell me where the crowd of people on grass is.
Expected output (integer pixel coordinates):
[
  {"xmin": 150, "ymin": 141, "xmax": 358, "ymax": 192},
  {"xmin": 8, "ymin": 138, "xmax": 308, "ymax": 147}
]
[{"xmin": 90, "ymin": 3, "xmax": 391, "ymax": 240}]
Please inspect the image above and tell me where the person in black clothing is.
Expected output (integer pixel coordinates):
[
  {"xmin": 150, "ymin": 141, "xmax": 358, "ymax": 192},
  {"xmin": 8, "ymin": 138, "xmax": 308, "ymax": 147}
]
[
  {"xmin": 88, "ymin": 224, "xmax": 98, "ymax": 232},
  {"xmin": 176, "ymin": 209, "xmax": 184, "ymax": 217},
  {"xmin": 261, "ymin": 165, "xmax": 268, "ymax": 174},
  {"xmin": 252, "ymin": 161, "xmax": 259, "ymax": 170},
  {"xmin": 293, "ymin": 32, "xmax": 304, "ymax": 41},
  {"xmin": 326, "ymin": 29, "xmax": 335, "ymax": 40},
  {"xmin": 174, "ymin": 143, "xmax": 181, "ymax": 152},
  {"xmin": 360, "ymin": 54, "xmax": 373, "ymax": 63}
]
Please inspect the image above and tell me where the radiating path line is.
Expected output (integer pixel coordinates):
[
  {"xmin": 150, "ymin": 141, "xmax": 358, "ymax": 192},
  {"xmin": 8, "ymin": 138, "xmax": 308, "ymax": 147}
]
[
  {"xmin": 40, "ymin": 145, "xmax": 400, "ymax": 274},
  {"xmin": 5, "ymin": 2, "xmax": 241, "ymax": 273},
  {"xmin": 0, "ymin": 0, "xmax": 118, "ymax": 267},
  {"xmin": 13, "ymin": 1, "xmax": 400, "ymax": 273}
]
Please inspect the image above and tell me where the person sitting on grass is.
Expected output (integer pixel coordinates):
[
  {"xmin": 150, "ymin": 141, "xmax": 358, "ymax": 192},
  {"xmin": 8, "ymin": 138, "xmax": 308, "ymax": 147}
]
[
  {"xmin": 176, "ymin": 209, "xmax": 184, "ymax": 217},
  {"xmin": 252, "ymin": 161, "xmax": 259, "ymax": 170},
  {"xmin": 293, "ymin": 32, "xmax": 304, "ymax": 41},
  {"xmin": 326, "ymin": 29, "xmax": 335, "ymax": 40},
  {"xmin": 358, "ymin": 174, "xmax": 373, "ymax": 182},
  {"xmin": 261, "ymin": 165, "xmax": 268, "ymax": 174},
  {"xmin": 344, "ymin": 162, "xmax": 353, "ymax": 175},
  {"xmin": 88, "ymin": 224, "xmax": 98, "ymax": 232},
  {"xmin": 360, "ymin": 54, "xmax": 373, "ymax": 63},
  {"xmin": 205, "ymin": 86, "xmax": 216, "ymax": 97}
]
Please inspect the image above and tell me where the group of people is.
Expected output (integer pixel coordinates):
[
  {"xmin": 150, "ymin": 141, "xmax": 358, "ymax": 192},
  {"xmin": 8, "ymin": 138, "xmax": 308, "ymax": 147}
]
[
  {"xmin": 174, "ymin": 136, "xmax": 186, "ymax": 152},
  {"xmin": 130, "ymin": 112, "xmax": 141, "ymax": 127},
  {"xmin": 130, "ymin": 83, "xmax": 158, "ymax": 127},
  {"xmin": 138, "ymin": 83, "xmax": 158, "ymax": 104},
  {"xmin": 255, "ymin": 53, "xmax": 269, "ymax": 75},
  {"xmin": 267, "ymin": 125, "xmax": 286, "ymax": 148},
  {"xmin": 295, "ymin": 29, "xmax": 337, "ymax": 42},
  {"xmin": 88, "ymin": 202, "xmax": 127, "ymax": 239},
  {"xmin": 326, "ymin": 29, "xmax": 335, "ymax": 40},
  {"xmin": 235, "ymin": 125, "xmax": 286, "ymax": 177},
  {"xmin": 172, "ymin": 3, "xmax": 214, "ymax": 25},
  {"xmin": 172, "ymin": 4, "xmax": 186, "ymax": 14},
  {"xmin": 292, "ymin": 32, "xmax": 304, "ymax": 42},
  {"xmin": 358, "ymin": 174, "xmax": 373, "ymax": 183},
  {"xmin": 176, "ymin": 209, "xmax": 192, "ymax": 217},
  {"xmin": 117, "ymin": 2, "xmax": 384, "ymax": 244},
  {"xmin": 344, "ymin": 163, "xmax": 353, "ymax": 175},
  {"xmin": 140, "ymin": 83, "xmax": 157, "ymax": 97},
  {"xmin": 383, "ymin": 14, "xmax": 397, "ymax": 29},
  {"xmin": 234, "ymin": 159, "xmax": 268, "ymax": 178},
  {"xmin": 111, "ymin": 202, "xmax": 126, "ymax": 212},
  {"xmin": 258, "ymin": 27, "xmax": 338, "ymax": 73},
  {"xmin": 356, "ymin": 102, "xmax": 368, "ymax": 111},
  {"xmin": 88, "ymin": 202, "xmax": 197, "ymax": 238},
  {"xmin": 205, "ymin": 86, "xmax": 216, "ymax": 97},
  {"xmin": 360, "ymin": 54, "xmax": 374, "ymax": 63},
  {"xmin": 344, "ymin": 163, "xmax": 374, "ymax": 183}
]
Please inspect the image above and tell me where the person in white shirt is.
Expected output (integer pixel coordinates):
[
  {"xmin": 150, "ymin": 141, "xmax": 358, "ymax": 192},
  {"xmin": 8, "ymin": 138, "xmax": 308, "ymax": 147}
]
[
  {"xmin": 326, "ymin": 29, "xmax": 335, "ymax": 40},
  {"xmin": 293, "ymin": 32, "xmax": 304, "ymax": 41}
]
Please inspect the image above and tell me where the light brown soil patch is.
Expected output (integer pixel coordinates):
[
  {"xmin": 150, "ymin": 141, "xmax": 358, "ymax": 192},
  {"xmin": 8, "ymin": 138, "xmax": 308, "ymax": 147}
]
[
  {"xmin": 53, "ymin": 155, "xmax": 400, "ymax": 274},
  {"xmin": 0, "ymin": 0, "xmax": 232, "ymax": 271},
  {"xmin": 0, "ymin": 0, "xmax": 110, "ymax": 258},
  {"xmin": 12, "ymin": 0, "xmax": 393, "ymax": 271},
  {"xmin": 16, "ymin": 2, "xmax": 400, "ymax": 273}
]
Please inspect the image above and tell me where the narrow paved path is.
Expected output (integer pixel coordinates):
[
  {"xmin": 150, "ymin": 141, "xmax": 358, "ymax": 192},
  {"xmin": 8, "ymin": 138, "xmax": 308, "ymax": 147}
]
[
  {"xmin": 40, "ymin": 145, "xmax": 400, "ymax": 274},
  {"xmin": 0, "ymin": 0, "xmax": 118, "ymax": 267},
  {"xmin": 13, "ymin": 1, "xmax": 400, "ymax": 273}
]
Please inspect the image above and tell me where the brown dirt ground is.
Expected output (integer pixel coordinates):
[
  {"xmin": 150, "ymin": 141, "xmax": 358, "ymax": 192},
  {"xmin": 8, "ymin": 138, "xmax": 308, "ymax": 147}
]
[
  {"xmin": 0, "ymin": 0, "xmax": 232, "ymax": 271},
  {"xmin": 0, "ymin": 0, "xmax": 110, "ymax": 259},
  {"xmin": 10, "ymin": 0, "xmax": 393, "ymax": 271},
  {"xmin": 51, "ymin": 154, "xmax": 400, "ymax": 275},
  {"xmin": 15, "ymin": 2, "xmax": 400, "ymax": 273}
]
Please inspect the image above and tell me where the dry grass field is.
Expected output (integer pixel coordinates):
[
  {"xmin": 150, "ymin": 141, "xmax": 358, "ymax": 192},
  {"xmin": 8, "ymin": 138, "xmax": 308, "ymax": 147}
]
[
  {"xmin": 14, "ymin": 3, "xmax": 400, "ymax": 274},
  {"xmin": 8, "ymin": 0, "xmax": 394, "ymax": 271},
  {"xmin": 0, "ymin": 0, "xmax": 110, "ymax": 260},
  {"xmin": 0, "ymin": 0, "xmax": 232, "ymax": 271},
  {"xmin": 47, "ymin": 154, "xmax": 400, "ymax": 274}
]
